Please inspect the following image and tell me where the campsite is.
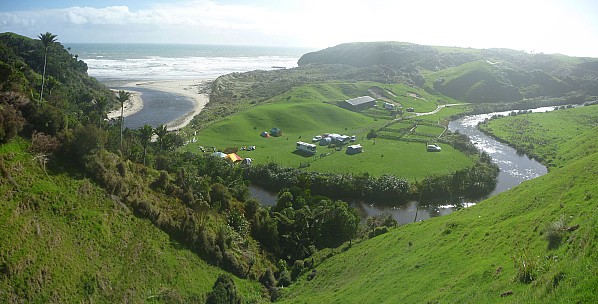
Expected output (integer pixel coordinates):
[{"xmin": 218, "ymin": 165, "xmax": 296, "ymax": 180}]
[{"xmin": 183, "ymin": 82, "xmax": 474, "ymax": 180}]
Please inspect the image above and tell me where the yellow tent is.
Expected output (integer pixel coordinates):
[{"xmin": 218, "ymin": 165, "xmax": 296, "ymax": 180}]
[{"xmin": 226, "ymin": 153, "xmax": 243, "ymax": 163}]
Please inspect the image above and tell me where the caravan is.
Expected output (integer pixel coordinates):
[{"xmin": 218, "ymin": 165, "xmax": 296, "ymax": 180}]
[{"xmin": 296, "ymin": 141, "xmax": 317, "ymax": 154}]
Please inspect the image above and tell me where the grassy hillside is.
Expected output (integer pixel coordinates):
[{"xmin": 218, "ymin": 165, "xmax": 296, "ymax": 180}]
[
  {"xmin": 279, "ymin": 109, "xmax": 598, "ymax": 303},
  {"xmin": 184, "ymin": 83, "xmax": 473, "ymax": 179},
  {"xmin": 297, "ymin": 41, "xmax": 598, "ymax": 104},
  {"xmin": 425, "ymin": 60, "xmax": 522, "ymax": 103},
  {"xmin": 0, "ymin": 139, "xmax": 265, "ymax": 303}
]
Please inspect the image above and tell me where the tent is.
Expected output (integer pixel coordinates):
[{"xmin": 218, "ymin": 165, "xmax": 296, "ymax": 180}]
[
  {"xmin": 211, "ymin": 151, "xmax": 227, "ymax": 158},
  {"xmin": 260, "ymin": 131, "xmax": 270, "ymax": 138},
  {"xmin": 226, "ymin": 153, "xmax": 243, "ymax": 163},
  {"xmin": 270, "ymin": 127, "xmax": 282, "ymax": 137}
]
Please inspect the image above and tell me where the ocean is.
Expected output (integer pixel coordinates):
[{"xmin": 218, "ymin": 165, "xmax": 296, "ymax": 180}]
[
  {"xmin": 64, "ymin": 43, "xmax": 313, "ymax": 129},
  {"xmin": 65, "ymin": 43, "xmax": 312, "ymax": 80}
]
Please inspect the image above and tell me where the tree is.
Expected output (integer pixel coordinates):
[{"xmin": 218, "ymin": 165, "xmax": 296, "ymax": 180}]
[
  {"xmin": 154, "ymin": 124, "xmax": 168, "ymax": 151},
  {"xmin": 206, "ymin": 274, "xmax": 242, "ymax": 304},
  {"xmin": 116, "ymin": 90, "xmax": 131, "ymax": 151},
  {"xmin": 38, "ymin": 32, "xmax": 57, "ymax": 103},
  {"xmin": 93, "ymin": 96, "xmax": 109, "ymax": 129},
  {"xmin": 139, "ymin": 124, "xmax": 153, "ymax": 166}
]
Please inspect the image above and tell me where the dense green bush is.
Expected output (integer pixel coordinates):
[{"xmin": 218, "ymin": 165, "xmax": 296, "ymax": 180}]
[{"xmin": 206, "ymin": 274, "xmax": 242, "ymax": 304}]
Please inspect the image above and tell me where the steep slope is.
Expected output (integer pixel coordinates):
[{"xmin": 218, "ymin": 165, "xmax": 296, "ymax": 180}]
[
  {"xmin": 0, "ymin": 139, "xmax": 265, "ymax": 302},
  {"xmin": 280, "ymin": 117, "xmax": 598, "ymax": 303}
]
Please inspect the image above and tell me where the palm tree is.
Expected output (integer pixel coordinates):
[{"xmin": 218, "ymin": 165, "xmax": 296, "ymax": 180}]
[
  {"xmin": 116, "ymin": 90, "xmax": 131, "ymax": 151},
  {"xmin": 139, "ymin": 124, "xmax": 154, "ymax": 166},
  {"xmin": 38, "ymin": 32, "xmax": 57, "ymax": 103},
  {"xmin": 92, "ymin": 97, "xmax": 109, "ymax": 129},
  {"xmin": 154, "ymin": 124, "xmax": 168, "ymax": 151}
]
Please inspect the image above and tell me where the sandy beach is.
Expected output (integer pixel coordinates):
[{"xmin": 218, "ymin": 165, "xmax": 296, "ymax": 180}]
[
  {"xmin": 107, "ymin": 89, "xmax": 144, "ymax": 120},
  {"xmin": 107, "ymin": 79, "xmax": 212, "ymax": 131}
]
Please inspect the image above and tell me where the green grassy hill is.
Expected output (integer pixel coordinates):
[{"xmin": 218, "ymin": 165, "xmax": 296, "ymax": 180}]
[
  {"xmin": 279, "ymin": 108, "xmax": 598, "ymax": 303},
  {"xmin": 185, "ymin": 83, "xmax": 473, "ymax": 179},
  {"xmin": 0, "ymin": 139, "xmax": 264, "ymax": 303},
  {"xmin": 296, "ymin": 41, "xmax": 598, "ymax": 103},
  {"xmin": 425, "ymin": 60, "xmax": 522, "ymax": 103}
]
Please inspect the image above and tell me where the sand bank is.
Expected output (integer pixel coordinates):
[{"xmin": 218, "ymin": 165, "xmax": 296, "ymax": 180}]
[
  {"xmin": 107, "ymin": 90, "xmax": 143, "ymax": 120},
  {"xmin": 107, "ymin": 79, "xmax": 212, "ymax": 131}
]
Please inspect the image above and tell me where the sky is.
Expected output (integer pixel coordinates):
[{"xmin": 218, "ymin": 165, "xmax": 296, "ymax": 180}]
[{"xmin": 1, "ymin": 0, "xmax": 598, "ymax": 57}]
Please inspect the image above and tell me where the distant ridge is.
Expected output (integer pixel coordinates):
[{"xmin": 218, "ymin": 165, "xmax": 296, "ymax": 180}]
[{"xmin": 298, "ymin": 41, "xmax": 598, "ymax": 103}]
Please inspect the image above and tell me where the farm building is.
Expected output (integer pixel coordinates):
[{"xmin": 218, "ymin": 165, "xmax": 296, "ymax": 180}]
[
  {"xmin": 296, "ymin": 141, "xmax": 317, "ymax": 154},
  {"xmin": 342, "ymin": 96, "xmax": 376, "ymax": 111},
  {"xmin": 270, "ymin": 127, "xmax": 283, "ymax": 137},
  {"xmin": 346, "ymin": 144, "xmax": 363, "ymax": 155}
]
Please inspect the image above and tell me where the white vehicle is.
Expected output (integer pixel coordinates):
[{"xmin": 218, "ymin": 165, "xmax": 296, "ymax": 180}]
[
  {"xmin": 297, "ymin": 141, "xmax": 317, "ymax": 154},
  {"xmin": 312, "ymin": 135, "xmax": 322, "ymax": 142},
  {"xmin": 427, "ymin": 144, "xmax": 442, "ymax": 152}
]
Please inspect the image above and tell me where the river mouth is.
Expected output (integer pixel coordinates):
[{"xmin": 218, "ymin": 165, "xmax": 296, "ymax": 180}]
[{"xmin": 250, "ymin": 106, "xmax": 554, "ymax": 225}]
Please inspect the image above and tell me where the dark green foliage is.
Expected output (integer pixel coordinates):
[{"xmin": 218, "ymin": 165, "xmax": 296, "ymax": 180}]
[
  {"xmin": 0, "ymin": 100, "xmax": 25, "ymax": 143},
  {"xmin": 369, "ymin": 226, "xmax": 389, "ymax": 238},
  {"xmin": 277, "ymin": 270, "xmax": 292, "ymax": 287},
  {"xmin": 210, "ymin": 183, "xmax": 232, "ymax": 210},
  {"xmin": 67, "ymin": 124, "xmax": 107, "ymax": 161},
  {"xmin": 291, "ymin": 260, "xmax": 305, "ymax": 281},
  {"xmin": 259, "ymin": 267, "xmax": 277, "ymax": 288},
  {"xmin": 205, "ymin": 274, "xmax": 242, "ymax": 304}
]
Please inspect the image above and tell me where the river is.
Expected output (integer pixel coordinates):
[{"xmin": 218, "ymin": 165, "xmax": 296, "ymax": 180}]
[{"xmin": 250, "ymin": 106, "xmax": 556, "ymax": 225}]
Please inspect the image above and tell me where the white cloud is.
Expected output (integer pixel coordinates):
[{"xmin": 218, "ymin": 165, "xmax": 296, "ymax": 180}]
[{"xmin": 0, "ymin": 0, "xmax": 596, "ymax": 56}]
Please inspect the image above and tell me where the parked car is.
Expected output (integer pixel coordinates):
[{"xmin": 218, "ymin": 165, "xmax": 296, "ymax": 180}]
[{"xmin": 427, "ymin": 144, "xmax": 441, "ymax": 152}]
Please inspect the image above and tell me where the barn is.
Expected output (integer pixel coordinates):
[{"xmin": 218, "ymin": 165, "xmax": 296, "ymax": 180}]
[{"xmin": 342, "ymin": 96, "xmax": 376, "ymax": 111}]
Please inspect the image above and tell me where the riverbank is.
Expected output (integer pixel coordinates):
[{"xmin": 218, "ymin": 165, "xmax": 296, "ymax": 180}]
[{"xmin": 107, "ymin": 79, "xmax": 212, "ymax": 130}]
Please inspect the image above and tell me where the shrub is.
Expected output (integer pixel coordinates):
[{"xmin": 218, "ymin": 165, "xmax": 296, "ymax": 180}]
[
  {"xmin": 259, "ymin": 268, "xmax": 277, "ymax": 288},
  {"xmin": 545, "ymin": 215, "xmax": 567, "ymax": 249},
  {"xmin": 29, "ymin": 131, "xmax": 60, "ymax": 154},
  {"xmin": 205, "ymin": 274, "xmax": 242, "ymax": 304},
  {"xmin": 512, "ymin": 249, "xmax": 539, "ymax": 283},
  {"xmin": 369, "ymin": 226, "xmax": 389, "ymax": 238},
  {"xmin": 0, "ymin": 102, "xmax": 25, "ymax": 143},
  {"xmin": 277, "ymin": 270, "xmax": 292, "ymax": 287}
]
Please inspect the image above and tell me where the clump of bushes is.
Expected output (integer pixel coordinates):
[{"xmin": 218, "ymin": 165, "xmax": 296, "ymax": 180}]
[{"xmin": 545, "ymin": 215, "xmax": 567, "ymax": 249}]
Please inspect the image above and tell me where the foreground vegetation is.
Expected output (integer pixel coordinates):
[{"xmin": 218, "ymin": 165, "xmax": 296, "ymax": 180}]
[{"xmin": 0, "ymin": 139, "xmax": 264, "ymax": 302}]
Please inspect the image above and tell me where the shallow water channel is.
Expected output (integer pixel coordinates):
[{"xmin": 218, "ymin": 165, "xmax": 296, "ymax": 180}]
[
  {"xmin": 117, "ymin": 86, "xmax": 194, "ymax": 129},
  {"xmin": 250, "ymin": 107, "xmax": 556, "ymax": 225}
]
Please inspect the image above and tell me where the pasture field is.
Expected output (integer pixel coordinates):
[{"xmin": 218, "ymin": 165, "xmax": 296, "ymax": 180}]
[
  {"xmin": 304, "ymin": 138, "xmax": 472, "ymax": 180},
  {"xmin": 414, "ymin": 124, "xmax": 445, "ymax": 136},
  {"xmin": 185, "ymin": 82, "xmax": 472, "ymax": 179}
]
